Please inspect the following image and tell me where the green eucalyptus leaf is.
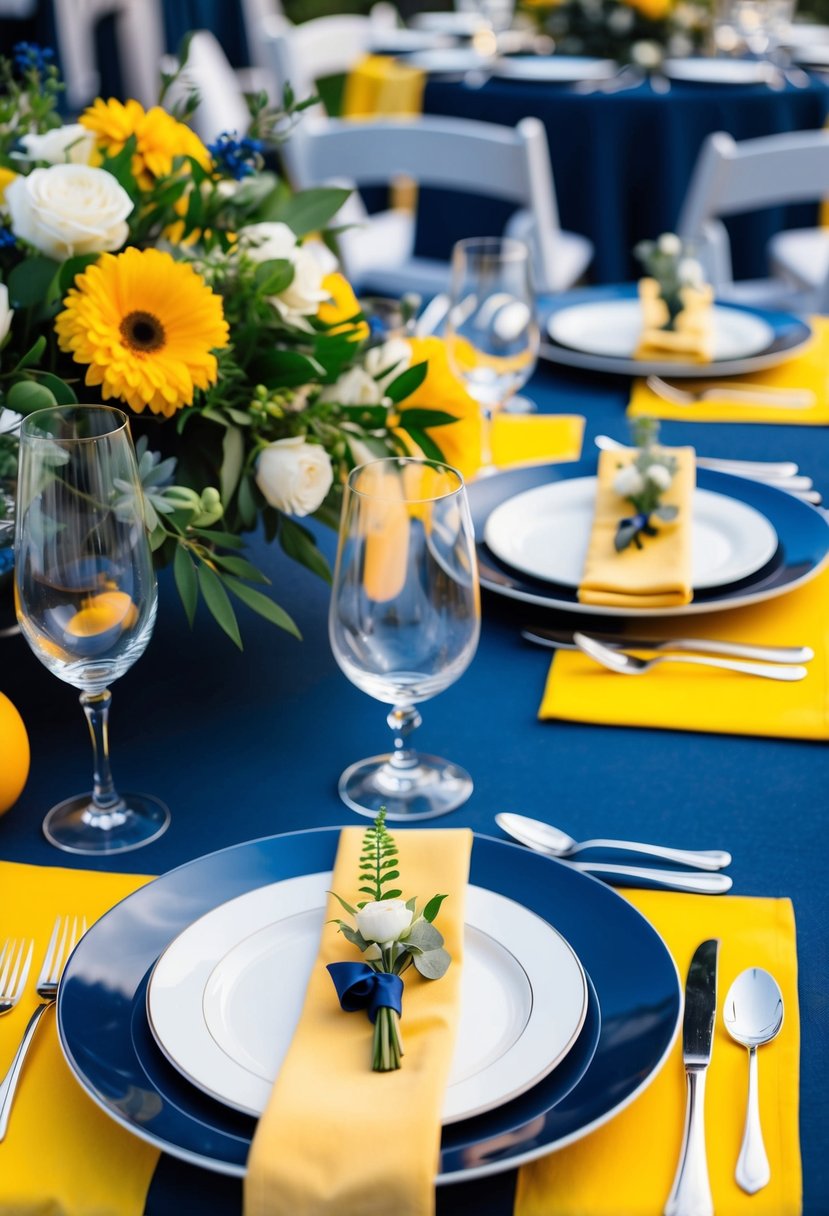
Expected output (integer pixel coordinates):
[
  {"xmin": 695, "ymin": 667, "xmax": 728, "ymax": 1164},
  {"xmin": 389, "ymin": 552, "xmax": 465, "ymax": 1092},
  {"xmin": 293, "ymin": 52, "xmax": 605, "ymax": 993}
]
[
  {"xmin": 7, "ymin": 379, "xmax": 57, "ymax": 414},
  {"xmin": 173, "ymin": 545, "xmax": 199, "ymax": 627},
  {"xmin": 33, "ymin": 372, "xmax": 77, "ymax": 405},
  {"xmin": 222, "ymin": 574, "xmax": 301, "ymax": 639},
  {"xmin": 271, "ymin": 187, "xmax": 350, "ymax": 237},
  {"xmin": 8, "ymin": 256, "xmax": 61, "ymax": 308},
  {"xmin": 413, "ymin": 947, "xmax": 451, "ymax": 980},
  {"xmin": 406, "ymin": 920, "xmax": 444, "ymax": 951},
  {"xmin": 197, "ymin": 563, "xmax": 243, "ymax": 649}
]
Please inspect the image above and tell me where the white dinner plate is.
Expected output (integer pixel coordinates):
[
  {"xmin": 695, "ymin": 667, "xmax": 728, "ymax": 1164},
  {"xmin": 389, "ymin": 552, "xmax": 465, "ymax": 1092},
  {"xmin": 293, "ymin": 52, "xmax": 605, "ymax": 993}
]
[
  {"xmin": 492, "ymin": 55, "xmax": 616, "ymax": 81},
  {"xmin": 663, "ymin": 57, "xmax": 776, "ymax": 83},
  {"xmin": 484, "ymin": 478, "xmax": 779, "ymax": 590},
  {"xmin": 548, "ymin": 299, "xmax": 774, "ymax": 362},
  {"xmin": 791, "ymin": 45, "xmax": 829, "ymax": 66},
  {"xmin": 406, "ymin": 47, "xmax": 493, "ymax": 73},
  {"xmin": 147, "ymin": 875, "xmax": 588, "ymax": 1125},
  {"xmin": 369, "ymin": 29, "xmax": 456, "ymax": 53}
]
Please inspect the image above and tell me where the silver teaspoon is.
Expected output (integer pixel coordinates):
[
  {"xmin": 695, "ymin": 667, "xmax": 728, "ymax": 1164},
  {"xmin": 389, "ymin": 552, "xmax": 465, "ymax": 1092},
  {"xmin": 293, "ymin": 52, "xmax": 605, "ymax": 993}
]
[
  {"xmin": 723, "ymin": 968, "xmax": 785, "ymax": 1194},
  {"xmin": 495, "ymin": 813, "xmax": 731, "ymax": 870}
]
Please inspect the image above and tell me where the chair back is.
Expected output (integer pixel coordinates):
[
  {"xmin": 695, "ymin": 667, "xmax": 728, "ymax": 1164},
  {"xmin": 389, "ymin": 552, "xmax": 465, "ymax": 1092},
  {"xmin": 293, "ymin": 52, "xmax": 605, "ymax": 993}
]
[
  {"xmin": 53, "ymin": 0, "xmax": 164, "ymax": 108},
  {"xmin": 166, "ymin": 30, "xmax": 251, "ymax": 144},
  {"xmin": 286, "ymin": 114, "xmax": 566, "ymax": 292}
]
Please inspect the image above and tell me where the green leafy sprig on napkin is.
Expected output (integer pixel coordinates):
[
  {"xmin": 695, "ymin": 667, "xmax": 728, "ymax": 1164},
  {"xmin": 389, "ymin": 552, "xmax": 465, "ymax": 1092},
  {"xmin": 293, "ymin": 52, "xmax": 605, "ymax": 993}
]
[
  {"xmin": 613, "ymin": 418, "xmax": 679, "ymax": 552},
  {"xmin": 328, "ymin": 809, "xmax": 451, "ymax": 1071}
]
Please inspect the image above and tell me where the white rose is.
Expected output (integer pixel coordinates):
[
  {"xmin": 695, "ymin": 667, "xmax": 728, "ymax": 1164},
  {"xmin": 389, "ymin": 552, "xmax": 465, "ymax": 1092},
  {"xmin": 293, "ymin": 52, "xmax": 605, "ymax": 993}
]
[
  {"xmin": 678, "ymin": 256, "xmax": 705, "ymax": 287},
  {"xmin": 631, "ymin": 40, "xmax": 663, "ymax": 68},
  {"xmin": 320, "ymin": 366, "xmax": 384, "ymax": 406},
  {"xmin": 238, "ymin": 220, "xmax": 329, "ymax": 325},
  {"xmin": 645, "ymin": 463, "xmax": 673, "ymax": 491},
  {"xmin": 0, "ymin": 284, "xmax": 13, "ymax": 346},
  {"xmin": 613, "ymin": 464, "xmax": 645, "ymax": 497},
  {"xmin": 355, "ymin": 900, "xmax": 413, "ymax": 945},
  {"xmin": 656, "ymin": 232, "xmax": 682, "ymax": 257},
  {"xmin": 6, "ymin": 164, "xmax": 132, "ymax": 261},
  {"xmin": 364, "ymin": 337, "xmax": 412, "ymax": 393},
  {"xmin": 19, "ymin": 124, "xmax": 95, "ymax": 166},
  {"xmin": 255, "ymin": 436, "xmax": 334, "ymax": 516}
]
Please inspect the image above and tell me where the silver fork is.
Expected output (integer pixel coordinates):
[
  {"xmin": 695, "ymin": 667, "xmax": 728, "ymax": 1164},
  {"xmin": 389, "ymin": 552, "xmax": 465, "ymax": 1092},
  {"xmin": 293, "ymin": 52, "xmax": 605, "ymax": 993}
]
[
  {"xmin": 0, "ymin": 939, "xmax": 33, "ymax": 1017},
  {"xmin": 645, "ymin": 374, "xmax": 815, "ymax": 410},
  {"xmin": 0, "ymin": 915, "xmax": 86, "ymax": 1140}
]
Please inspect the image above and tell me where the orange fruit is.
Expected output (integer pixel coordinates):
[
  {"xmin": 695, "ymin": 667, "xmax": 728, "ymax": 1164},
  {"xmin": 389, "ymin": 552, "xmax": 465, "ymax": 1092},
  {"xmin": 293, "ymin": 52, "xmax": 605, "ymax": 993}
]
[{"xmin": 0, "ymin": 693, "xmax": 29, "ymax": 814}]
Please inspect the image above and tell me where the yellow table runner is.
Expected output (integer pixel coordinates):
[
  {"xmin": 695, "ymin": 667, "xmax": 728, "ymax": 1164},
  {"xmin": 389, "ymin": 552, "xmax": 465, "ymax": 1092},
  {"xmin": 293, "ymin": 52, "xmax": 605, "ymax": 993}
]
[
  {"xmin": 628, "ymin": 316, "xmax": 829, "ymax": 424},
  {"xmin": 516, "ymin": 890, "xmax": 801, "ymax": 1216},
  {"xmin": 245, "ymin": 826, "xmax": 473, "ymax": 1216},
  {"xmin": 343, "ymin": 54, "xmax": 425, "ymax": 118},
  {"xmin": 0, "ymin": 860, "xmax": 157, "ymax": 1216},
  {"xmin": 541, "ymin": 564, "xmax": 829, "ymax": 738}
]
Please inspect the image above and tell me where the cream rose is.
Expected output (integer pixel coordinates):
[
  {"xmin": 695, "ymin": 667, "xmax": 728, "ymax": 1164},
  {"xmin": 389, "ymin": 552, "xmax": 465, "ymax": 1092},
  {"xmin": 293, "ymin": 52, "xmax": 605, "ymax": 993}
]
[
  {"xmin": 320, "ymin": 365, "xmax": 384, "ymax": 406},
  {"xmin": 0, "ymin": 284, "xmax": 13, "ymax": 346},
  {"xmin": 255, "ymin": 436, "xmax": 334, "ymax": 516},
  {"xmin": 19, "ymin": 124, "xmax": 96, "ymax": 166},
  {"xmin": 238, "ymin": 221, "xmax": 329, "ymax": 325},
  {"xmin": 6, "ymin": 164, "xmax": 132, "ymax": 261},
  {"xmin": 355, "ymin": 900, "xmax": 413, "ymax": 945}
]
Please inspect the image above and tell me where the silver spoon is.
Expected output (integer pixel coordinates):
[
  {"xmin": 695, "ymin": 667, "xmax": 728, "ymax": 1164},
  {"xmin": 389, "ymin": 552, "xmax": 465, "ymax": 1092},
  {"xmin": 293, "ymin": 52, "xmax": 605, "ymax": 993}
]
[
  {"xmin": 574, "ymin": 632, "xmax": 809, "ymax": 682},
  {"xmin": 723, "ymin": 968, "xmax": 785, "ymax": 1194},
  {"xmin": 495, "ymin": 812, "xmax": 731, "ymax": 870}
]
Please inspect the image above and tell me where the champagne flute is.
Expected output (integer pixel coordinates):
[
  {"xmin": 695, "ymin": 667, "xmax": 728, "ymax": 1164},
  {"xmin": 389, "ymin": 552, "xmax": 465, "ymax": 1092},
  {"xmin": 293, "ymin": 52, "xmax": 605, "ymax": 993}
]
[
  {"xmin": 14, "ymin": 405, "xmax": 169, "ymax": 853},
  {"xmin": 445, "ymin": 237, "xmax": 540, "ymax": 470},
  {"xmin": 329, "ymin": 457, "xmax": 480, "ymax": 820}
]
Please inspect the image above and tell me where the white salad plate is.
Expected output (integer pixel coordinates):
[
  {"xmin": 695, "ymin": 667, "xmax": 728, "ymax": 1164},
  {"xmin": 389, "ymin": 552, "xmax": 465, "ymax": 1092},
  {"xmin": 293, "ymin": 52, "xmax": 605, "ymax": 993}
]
[
  {"xmin": 663, "ymin": 57, "xmax": 776, "ymax": 83},
  {"xmin": 484, "ymin": 478, "xmax": 779, "ymax": 591},
  {"xmin": 548, "ymin": 298, "xmax": 774, "ymax": 362},
  {"xmin": 491, "ymin": 55, "xmax": 616, "ymax": 81},
  {"xmin": 147, "ymin": 874, "xmax": 588, "ymax": 1125}
]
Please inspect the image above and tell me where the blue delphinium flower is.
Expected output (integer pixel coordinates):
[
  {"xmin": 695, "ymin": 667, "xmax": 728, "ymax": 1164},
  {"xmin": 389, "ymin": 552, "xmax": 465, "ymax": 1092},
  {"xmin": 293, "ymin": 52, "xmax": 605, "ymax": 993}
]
[
  {"xmin": 207, "ymin": 132, "xmax": 265, "ymax": 181},
  {"xmin": 0, "ymin": 229, "xmax": 15, "ymax": 250},
  {"xmin": 13, "ymin": 43, "xmax": 54, "ymax": 77}
]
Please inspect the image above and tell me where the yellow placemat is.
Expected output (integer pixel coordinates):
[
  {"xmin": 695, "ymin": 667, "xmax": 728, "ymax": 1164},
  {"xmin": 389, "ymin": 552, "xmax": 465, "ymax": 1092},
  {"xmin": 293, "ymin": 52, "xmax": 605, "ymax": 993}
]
[
  {"xmin": 628, "ymin": 316, "xmax": 829, "ymax": 424},
  {"xmin": 540, "ymin": 564, "xmax": 829, "ymax": 739},
  {"xmin": 516, "ymin": 890, "xmax": 801, "ymax": 1216},
  {"xmin": 245, "ymin": 826, "xmax": 472, "ymax": 1216},
  {"xmin": 0, "ymin": 860, "xmax": 158, "ymax": 1216}
]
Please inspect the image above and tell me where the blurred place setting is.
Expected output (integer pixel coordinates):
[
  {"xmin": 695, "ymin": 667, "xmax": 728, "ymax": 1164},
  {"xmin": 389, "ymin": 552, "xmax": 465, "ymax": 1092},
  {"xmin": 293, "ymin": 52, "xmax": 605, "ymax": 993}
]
[{"xmin": 0, "ymin": 0, "xmax": 827, "ymax": 1214}]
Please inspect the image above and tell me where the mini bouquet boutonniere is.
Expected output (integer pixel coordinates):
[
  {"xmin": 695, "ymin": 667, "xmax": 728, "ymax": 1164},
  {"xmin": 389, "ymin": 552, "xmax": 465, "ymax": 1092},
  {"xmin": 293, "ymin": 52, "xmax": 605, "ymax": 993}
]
[
  {"xmin": 613, "ymin": 418, "xmax": 678, "ymax": 552},
  {"xmin": 327, "ymin": 809, "xmax": 451, "ymax": 1072},
  {"xmin": 634, "ymin": 233, "xmax": 709, "ymax": 328}
]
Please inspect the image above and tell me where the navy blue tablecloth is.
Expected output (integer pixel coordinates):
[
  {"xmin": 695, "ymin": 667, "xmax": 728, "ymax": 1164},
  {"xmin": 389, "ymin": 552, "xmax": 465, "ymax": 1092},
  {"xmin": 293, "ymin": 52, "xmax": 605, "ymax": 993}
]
[
  {"xmin": 1, "ymin": 361, "xmax": 827, "ymax": 1213},
  {"xmin": 419, "ymin": 74, "xmax": 829, "ymax": 283}
]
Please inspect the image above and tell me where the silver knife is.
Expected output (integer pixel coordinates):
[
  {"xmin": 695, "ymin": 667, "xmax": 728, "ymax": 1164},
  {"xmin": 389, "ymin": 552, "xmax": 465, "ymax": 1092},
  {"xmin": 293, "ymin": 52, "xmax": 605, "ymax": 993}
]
[
  {"xmin": 665, "ymin": 938, "xmax": 720, "ymax": 1216},
  {"xmin": 521, "ymin": 628, "xmax": 814, "ymax": 665}
]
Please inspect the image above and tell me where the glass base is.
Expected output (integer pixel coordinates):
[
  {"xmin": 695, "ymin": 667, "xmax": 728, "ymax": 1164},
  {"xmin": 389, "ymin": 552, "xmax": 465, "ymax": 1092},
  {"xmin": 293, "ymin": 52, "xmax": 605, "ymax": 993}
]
[
  {"xmin": 42, "ymin": 792, "xmax": 171, "ymax": 854},
  {"xmin": 503, "ymin": 394, "xmax": 536, "ymax": 414},
  {"xmin": 338, "ymin": 752, "xmax": 473, "ymax": 821}
]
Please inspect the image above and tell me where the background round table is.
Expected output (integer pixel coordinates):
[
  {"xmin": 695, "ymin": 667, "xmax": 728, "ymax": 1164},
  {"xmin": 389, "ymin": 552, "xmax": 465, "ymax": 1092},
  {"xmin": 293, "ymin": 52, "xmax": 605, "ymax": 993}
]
[{"xmin": 419, "ymin": 73, "xmax": 829, "ymax": 281}]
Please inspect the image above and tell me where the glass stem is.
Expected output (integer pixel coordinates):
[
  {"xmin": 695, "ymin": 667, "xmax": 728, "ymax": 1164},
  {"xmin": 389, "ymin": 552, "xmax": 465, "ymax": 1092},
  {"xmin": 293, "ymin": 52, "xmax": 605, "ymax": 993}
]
[
  {"xmin": 80, "ymin": 690, "xmax": 126, "ymax": 817},
  {"xmin": 386, "ymin": 705, "xmax": 422, "ymax": 772},
  {"xmin": 480, "ymin": 406, "xmax": 494, "ymax": 469}
]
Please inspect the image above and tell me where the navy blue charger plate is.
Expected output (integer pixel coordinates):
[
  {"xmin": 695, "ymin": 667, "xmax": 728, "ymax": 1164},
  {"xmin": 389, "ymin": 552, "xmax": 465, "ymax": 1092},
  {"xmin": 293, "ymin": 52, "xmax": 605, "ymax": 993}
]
[
  {"xmin": 58, "ymin": 830, "xmax": 680, "ymax": 1181},
  {"xmin": 468, "ymin": 458, "xmax": 829, "ymax": 617}
]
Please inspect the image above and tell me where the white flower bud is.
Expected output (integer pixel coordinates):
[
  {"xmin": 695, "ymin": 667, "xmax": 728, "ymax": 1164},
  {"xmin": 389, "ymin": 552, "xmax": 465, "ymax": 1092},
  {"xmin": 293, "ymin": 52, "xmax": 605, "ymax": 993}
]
[
  {"xmin": 678, "ymin": 257, "xmax": 705, "ymax": 287},
  {"xmin": 613, "ymin": 464, "xmax": 645, "ymax": 497},
  {"xmin": 355, "ymin": 899, "xmax": 413, "ymax": 945},
  {"xmin": 656, "ymin": 232, "xmax": 682, "ymax": 256},
  {"xmin": 0, "ymin": 284, "xmax": 13, "ymax": 347},
  {"xmin": 645, "ymin": 462, "xmax": 673, "ymax": 491}
]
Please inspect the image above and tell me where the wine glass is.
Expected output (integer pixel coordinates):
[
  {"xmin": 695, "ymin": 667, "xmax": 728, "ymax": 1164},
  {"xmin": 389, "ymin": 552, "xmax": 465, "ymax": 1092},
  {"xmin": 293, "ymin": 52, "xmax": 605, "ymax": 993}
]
[
  {"xmin": 14, "ymin": 405, "xmax": 169, "ymax": 853},
  {"xmin": 329, "ymin": 456, "xmax": 480, "ymax": 820},
  {"xmin": 445, "ymin": 237, "xmax": 540, "ymax": 471}
]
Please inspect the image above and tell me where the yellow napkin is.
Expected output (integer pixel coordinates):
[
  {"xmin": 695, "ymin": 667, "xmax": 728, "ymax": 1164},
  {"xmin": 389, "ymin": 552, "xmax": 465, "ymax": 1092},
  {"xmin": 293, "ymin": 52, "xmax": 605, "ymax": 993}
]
[
  {"xmin": 490, "ymin": 413, "xmax": 585, "ymax": 469},
  {"xmin": 342, "ymin": 54, "xmax": 425, "ymax": 118},
  {"xmin": 0, "ymin": 860, "xmax": 158, "ymax": 1216},
  {"xmin": 578, "ymin": 446, "xmax": 695, "ymax": 608},
  {"xmin": 244, "ymin": 826, "xmax": 473, "ymax": 1216},
  {"xmin": 516, "ymin": 890, "xmax": 801, "ymax": 1216},
  {"xmin": 541, "ymin": 564, "xmax": 829, "ymax": 738},
  {"xmin": 628, "ymin": 316, "xmax": 829, "ymax": 424}
]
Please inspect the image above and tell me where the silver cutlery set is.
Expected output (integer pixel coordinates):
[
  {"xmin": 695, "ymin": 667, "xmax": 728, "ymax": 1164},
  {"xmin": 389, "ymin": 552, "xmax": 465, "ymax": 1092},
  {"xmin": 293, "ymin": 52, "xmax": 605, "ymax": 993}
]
[{"xmin": 667, "ymin": 940, "xmax": 783, "ymax": 1215}]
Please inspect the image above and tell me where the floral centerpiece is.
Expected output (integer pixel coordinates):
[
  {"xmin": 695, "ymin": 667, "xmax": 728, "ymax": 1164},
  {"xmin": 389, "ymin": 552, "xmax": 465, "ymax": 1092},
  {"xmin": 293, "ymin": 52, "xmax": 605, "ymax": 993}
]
[
  {"xmin": 0, "ymin": 44, "xmax": 477, "ymax": 643},
  {"xmin": 521, "ymin": 0, "xmax": 711, "ymax": 69}
]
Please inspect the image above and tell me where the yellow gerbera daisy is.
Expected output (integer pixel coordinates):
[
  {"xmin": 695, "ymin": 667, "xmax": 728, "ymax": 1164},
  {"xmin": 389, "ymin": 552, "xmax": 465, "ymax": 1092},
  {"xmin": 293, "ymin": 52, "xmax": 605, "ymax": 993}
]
[
  {"xmin": 80, "ymin": 98, "xmax": 212, "ymax": 189},
  {"xmin": 318, "ymin": 272, "xmax": 369, "ymax": 342},
  {"xmin": 55, "ymin": 247, "xmax": 229, "ymax": 418}
]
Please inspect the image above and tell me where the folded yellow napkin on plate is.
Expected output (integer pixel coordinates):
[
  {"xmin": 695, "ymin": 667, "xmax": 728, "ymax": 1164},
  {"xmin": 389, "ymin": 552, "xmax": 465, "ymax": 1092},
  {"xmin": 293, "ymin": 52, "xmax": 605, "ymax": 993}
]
[
  {"xmin": 244, "ymin": 826, "xmax": 472, "ymax": 1216},
  {"xmin": 578, "ymin": 446, "xmax": 695, "ymax": 609},
  {"xmin": 542, "ymin": 564, "xmax": 829, "ymax": 738},
  {"xmin": 516, "ymin": 890, "xmax": 801, "ymax": 1216},
  {"xmin": 628, "ymin": 316, "xmax": 829, "ymax": 424},
  {"xmin": 0, "ymin": 860, "xmax": 158, "ymax": 1216},
  {"xmin": 343, "ymin": 54, "xmax": 425, "ymax": 118}
]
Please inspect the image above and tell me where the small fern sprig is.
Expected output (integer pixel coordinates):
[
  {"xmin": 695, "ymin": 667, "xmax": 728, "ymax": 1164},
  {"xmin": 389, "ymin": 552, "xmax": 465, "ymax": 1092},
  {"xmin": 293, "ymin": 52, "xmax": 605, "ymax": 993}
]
[{"xmin": 357, "ymin": 807, "xmax": 402, "ymax": 904}]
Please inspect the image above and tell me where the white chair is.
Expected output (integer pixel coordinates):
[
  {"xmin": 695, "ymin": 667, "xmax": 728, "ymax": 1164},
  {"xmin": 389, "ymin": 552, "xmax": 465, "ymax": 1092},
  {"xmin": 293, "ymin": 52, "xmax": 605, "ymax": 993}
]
[
  {"xmin": 677, "ymin": 129, "xmax": 829, "ymax": 314},
  {"xmin": 164, "ymin": 31, "xmax": 252, "ymax": 145},
  {"xmin": 283, "ymin": 114, "xmax": 593, "ymax": 296},
  {"xmin": 53, "ymin": 0, "xmax": 164, "ymax": 109},
  {"xmin": 767, "ymin": 228, "xmax": 829, "ymax": 313}
]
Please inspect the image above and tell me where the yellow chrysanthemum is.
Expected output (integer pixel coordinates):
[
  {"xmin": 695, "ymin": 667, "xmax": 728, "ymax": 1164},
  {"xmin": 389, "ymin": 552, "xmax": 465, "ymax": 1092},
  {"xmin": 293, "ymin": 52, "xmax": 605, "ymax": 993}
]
[
  {"xmin": 396, "ymin": 336, "xmax": 482, "ymax": 479},
  {"xmin": 80, "ymin": 98, "xmax": 212, "ymax": 189},
  {"xmin": 55, "ymin": 247, "xmax": 229, "ymax": 417},
  {"xmin": 318, "ymin": 273, "xmax": 369, "ymax": 342}
]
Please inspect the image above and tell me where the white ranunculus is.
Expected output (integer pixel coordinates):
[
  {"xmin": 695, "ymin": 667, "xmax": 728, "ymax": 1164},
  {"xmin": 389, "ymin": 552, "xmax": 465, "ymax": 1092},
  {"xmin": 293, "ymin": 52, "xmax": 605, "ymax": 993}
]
[
  {"xmin": 321, "ymin": 366, "xmax": 385, "ymax": 406},
  {"xmin": 656, "ymin": 232, "xmax": 682, "ymax": 257},
  {"xmin": 19, "ymin": 124, "xmax": 95, "ymax": 166},
  {"xmin": 364, "ymin": 337, "xmax": 412, "ymax": 393},
  {"xmin": 355, "ymin": 900, "xmax": 413, "ymax": 945},
  {"xmin": 238, "ymin": 220, "xmax": 329, "ymax": 325},
  {"xmin": 613, "ymin": 464, "xmax": 645, "ymax": 497},
  {"xmin": 645, "ymin": 462, "xmax": 673, "ymax": 491},
  {"xmin": 678, "ymin": 257, "xmax": 705, "ymax": 287},
  {"xmin": 5, "ymin": 164, "xmax": 132, "ymax": 261},
  {"xmin": 0, "ymin": 284, "xmax": 13, "ymax": 346},
  {"xmin": 255, "ymin": 436, "xmax": 334, "ymax": 517}
]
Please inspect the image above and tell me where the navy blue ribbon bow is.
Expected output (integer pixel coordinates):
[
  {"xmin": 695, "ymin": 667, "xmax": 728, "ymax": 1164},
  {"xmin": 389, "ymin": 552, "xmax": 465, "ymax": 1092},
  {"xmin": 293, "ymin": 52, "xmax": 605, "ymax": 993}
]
[{"xmin": 327, "ymin": 962, "xmax": 403, "ymax": 1023}]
